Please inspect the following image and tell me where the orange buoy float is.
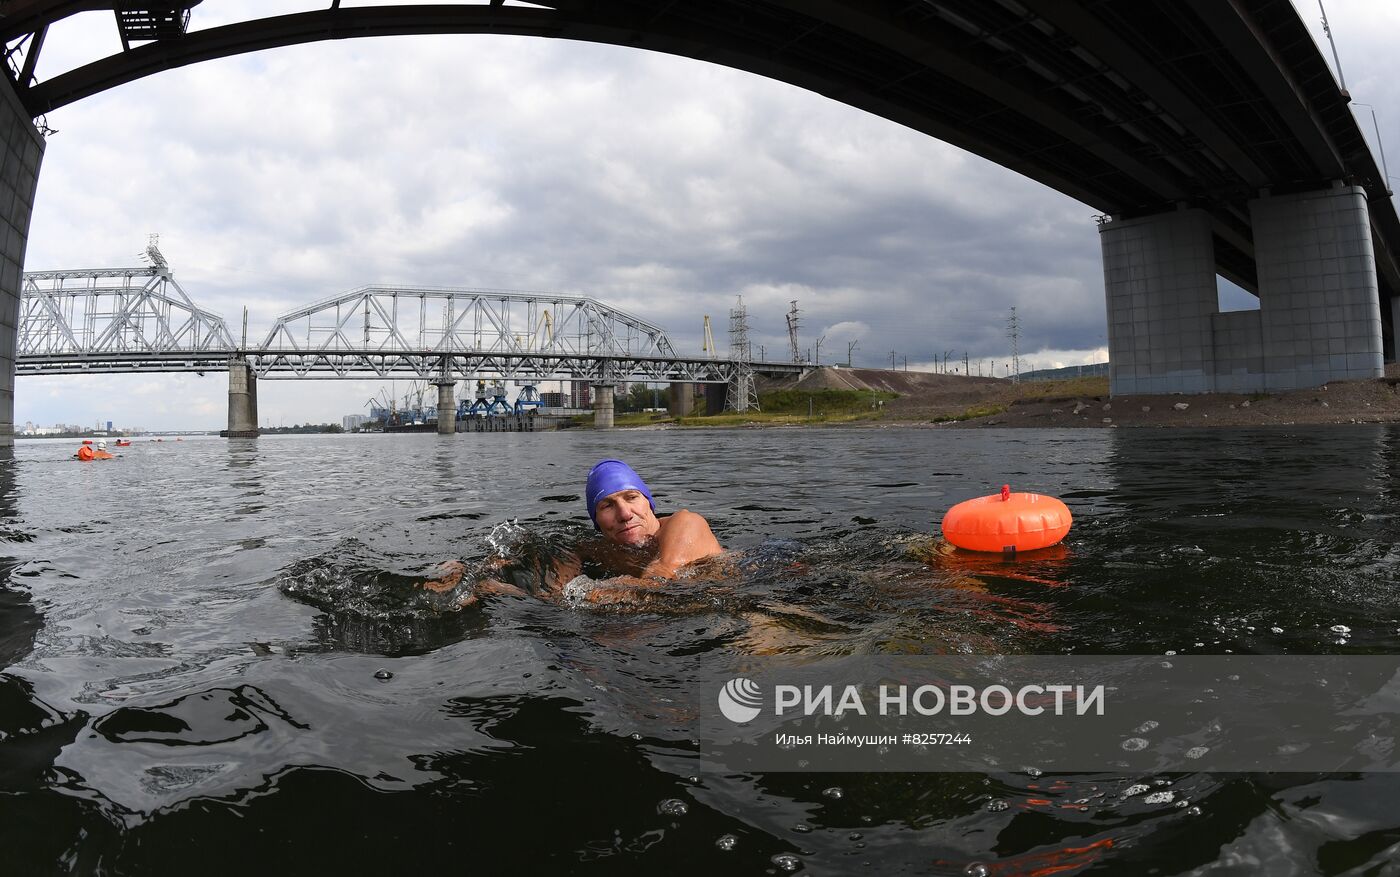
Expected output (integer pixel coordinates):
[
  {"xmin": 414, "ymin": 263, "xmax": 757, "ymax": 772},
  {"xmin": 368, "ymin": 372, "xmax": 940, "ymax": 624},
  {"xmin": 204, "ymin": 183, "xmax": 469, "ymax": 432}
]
[{"xmin": 941, "ymin": 484, "xmax": 1072, "ymax": 553}]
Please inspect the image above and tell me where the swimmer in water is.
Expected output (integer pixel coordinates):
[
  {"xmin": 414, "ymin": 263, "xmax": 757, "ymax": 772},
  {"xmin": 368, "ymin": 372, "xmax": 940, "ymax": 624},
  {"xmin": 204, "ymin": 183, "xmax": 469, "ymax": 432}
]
[{"xmin": 424, "ymin": 459, "xmax": 722, "ymax": 606}]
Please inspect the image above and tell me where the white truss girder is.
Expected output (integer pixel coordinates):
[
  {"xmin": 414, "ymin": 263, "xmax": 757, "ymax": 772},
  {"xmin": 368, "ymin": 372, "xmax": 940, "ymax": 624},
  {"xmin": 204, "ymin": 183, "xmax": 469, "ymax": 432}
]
[
  {"xmin": 18, "ymin": 267, "xmax": 235, "ymax": 358},
  {"xmin": 260, "ymin": 285, "xmax": 677, "ymax": 361}
]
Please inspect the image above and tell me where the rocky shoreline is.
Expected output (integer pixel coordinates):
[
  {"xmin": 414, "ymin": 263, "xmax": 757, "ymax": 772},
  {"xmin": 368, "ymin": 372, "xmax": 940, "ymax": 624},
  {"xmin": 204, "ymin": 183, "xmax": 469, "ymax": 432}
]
[
  {"xmin": 943, "ymin": 374, "xmax": 1400, "ymax": 428},
  {"xmin": 757, "ymin": 364, "xmax": 1400, "ymax": 429}
]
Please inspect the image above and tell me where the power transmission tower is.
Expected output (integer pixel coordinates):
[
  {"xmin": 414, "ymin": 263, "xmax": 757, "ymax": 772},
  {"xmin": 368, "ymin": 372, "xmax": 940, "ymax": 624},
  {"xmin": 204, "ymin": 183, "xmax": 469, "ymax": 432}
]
[
  {"xmin": 847, "ymin": 339, "xmax": 859, "ymax": 367},
  {"xmin": 814, "ymin": 335, "xmax": 827, "ymax": 365},
  {"xmin": 785, "ymin": 300, "xmax": 801, "ymax": 363},
  {"xmin": 1006, "ymin": 306, "xmax": 1021, "ymax": 384},
  {"xmin": 726, "ymin": 295, "xmax": 760, "ymax": 412}
]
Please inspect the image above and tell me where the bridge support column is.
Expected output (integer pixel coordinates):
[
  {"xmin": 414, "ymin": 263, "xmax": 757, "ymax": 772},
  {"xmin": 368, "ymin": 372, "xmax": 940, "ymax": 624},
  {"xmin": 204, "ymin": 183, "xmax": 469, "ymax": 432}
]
[
  {"xmin": 0, "ymin": 80, "xmax": 46, "ymax": 448},
  {"xmin": 592, "ymin": 385, "xmax": 615, "ymax": 428},
  {"xmin": 1100, "ymin": 209, "xmax": 1218, "ymax": 395},
  {"xmin": 436, "ymin": 381, "xmax": 455, "ymax": 435},
  {"xmin": 1249, "ymin": 185, "xmax": 1384, "ymax": 389},
  {"xmin": 1101, "ymin": 189, "xmax": 1387, "ymax": 396},
  {"xmin": 667, "ymin": 382, "xmax": 693, "ymax": 416},
  {"xmin": 225, "ymin": 359, "xmax": 260, "ymax": 437},
  {"xmin": 1390, "ymin": 296, "xmax": 1399, "ymax": 364}
]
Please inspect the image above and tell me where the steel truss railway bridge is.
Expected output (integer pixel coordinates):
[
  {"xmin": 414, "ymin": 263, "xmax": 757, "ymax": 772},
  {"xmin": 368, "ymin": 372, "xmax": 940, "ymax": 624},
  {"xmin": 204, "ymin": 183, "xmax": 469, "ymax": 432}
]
[
  {"xmin": 2, "ymin": 1, "xmax": 1399, "ymax": 441},
  {"xmin": 17, "ymin": 264, "xmax": 799, "ymax": 432}
]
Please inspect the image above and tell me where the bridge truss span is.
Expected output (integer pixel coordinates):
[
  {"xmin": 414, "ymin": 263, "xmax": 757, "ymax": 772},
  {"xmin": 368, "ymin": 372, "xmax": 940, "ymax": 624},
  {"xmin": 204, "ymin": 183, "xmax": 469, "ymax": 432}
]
[
  {"xmin": 13, "ymin": 268, "xmax": 805, "ymax": 382},
  {"xmin": 260, "ymin": 285, "xmax": 678, "ymax": 362},
  {"xmin": 18, "ymin": 266, "xmax": 236, "ymax": 362}
]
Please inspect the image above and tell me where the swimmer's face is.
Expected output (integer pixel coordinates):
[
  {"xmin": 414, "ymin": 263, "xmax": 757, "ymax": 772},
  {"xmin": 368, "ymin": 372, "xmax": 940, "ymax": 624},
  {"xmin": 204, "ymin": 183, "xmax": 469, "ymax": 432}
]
[{"xmin": 594, "ymin": 489, "xmax": 660, "ymax": 546}]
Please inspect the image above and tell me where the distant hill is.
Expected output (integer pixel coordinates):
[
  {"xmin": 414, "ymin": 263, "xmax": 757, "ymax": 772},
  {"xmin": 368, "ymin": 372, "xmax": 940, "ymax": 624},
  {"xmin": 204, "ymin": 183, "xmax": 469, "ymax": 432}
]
[{"xmin": 1019, "ymin": 362, "xmax": 1109, "ymax": 382}]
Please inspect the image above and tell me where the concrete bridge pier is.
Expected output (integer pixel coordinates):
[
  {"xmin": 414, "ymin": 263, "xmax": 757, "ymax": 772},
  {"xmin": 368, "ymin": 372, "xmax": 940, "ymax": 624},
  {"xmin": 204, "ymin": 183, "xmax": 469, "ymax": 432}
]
[
  {"xmin": 225, "ymin": 359, "xmax": 260, "ymax": 437},
  {"xmin": 1100, "ymin": 185, "xmax": 1385, "ymax": 396},
  {"xmin": 592, "ymin": 385, "xmax": 615, "ymax": 428},
  {"xmin": 0, "ymin": 81, "xmax": 45, "ymax": 448},
  {"xmin": 668, "ymin": 382, "xmax": 694, "ymax": 416},
  {"xmin": 436, "ymin": 380, "xmax": 455, "ymax": 435},
  {"xmin": 1392, "ymin": 296, "xmax": 1399, "ymax": 363}
]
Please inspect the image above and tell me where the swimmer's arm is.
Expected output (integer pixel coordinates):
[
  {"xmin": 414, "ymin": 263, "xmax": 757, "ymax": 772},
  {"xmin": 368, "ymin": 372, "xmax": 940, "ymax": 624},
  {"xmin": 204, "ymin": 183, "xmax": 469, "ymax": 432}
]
[
  {"xmin": 641, "ymin": 509, "xmax": 722, "ymax": 579},
  {"xmin": 421, "ymin": 560, "xmax": 467, "ymax": 592}
]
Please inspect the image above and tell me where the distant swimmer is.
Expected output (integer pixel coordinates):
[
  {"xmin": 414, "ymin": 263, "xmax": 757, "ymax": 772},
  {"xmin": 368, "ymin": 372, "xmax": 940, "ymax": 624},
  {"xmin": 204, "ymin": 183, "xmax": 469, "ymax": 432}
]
[
  {"xmin": 423, "ymin": 458, "xmax": 722, "ymax": 606},
  {"xmin": 74, "ymin": 440, "xmax": 115, "ymax": 461}
]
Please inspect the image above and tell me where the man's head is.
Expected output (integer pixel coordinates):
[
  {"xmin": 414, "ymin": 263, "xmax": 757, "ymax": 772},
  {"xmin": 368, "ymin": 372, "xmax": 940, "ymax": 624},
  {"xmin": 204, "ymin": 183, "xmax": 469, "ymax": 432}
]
[
  {"xmin": 97, "ymin": 440, "xmax": 107, "ymax": 450},
  {"xmin": 586, "ymin": 459, "xmax": 659, "ymax": 546}
]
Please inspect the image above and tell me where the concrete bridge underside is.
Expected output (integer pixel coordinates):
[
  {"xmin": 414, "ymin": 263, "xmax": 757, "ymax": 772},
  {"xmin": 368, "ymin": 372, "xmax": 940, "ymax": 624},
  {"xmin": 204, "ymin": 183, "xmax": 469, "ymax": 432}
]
[{"xmin": 3, "ymin": 1, "xmax": 1399, "ymax": 442}]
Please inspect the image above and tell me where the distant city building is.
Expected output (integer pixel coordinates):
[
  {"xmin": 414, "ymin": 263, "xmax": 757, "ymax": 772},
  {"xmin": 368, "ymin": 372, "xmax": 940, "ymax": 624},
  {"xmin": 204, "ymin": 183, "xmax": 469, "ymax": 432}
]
[
  {"xmin": 539, "ymin": 392, "xmax": 567, "ymax": 408},
  {"xmin": 342, "ymin": 414, "xmax": 369, "ymax": 432},
  {"xmin": 571, "ymin": 381, "xmax": 591, "ymax": 408}
]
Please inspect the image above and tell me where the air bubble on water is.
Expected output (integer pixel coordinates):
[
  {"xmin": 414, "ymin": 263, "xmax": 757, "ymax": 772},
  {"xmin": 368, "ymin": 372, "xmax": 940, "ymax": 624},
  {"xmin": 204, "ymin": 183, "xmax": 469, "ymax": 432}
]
[
  {"xmin": 1187, "ymin": 806, "xmax": 1202, "ymax": 816},
  {"xmin": 1121, "ymin": 737, "xmax": 1149, "ymax": 752},
  {"xmin": 1165, "ymin": 650, "xmax": 1177, "ymax": 656},
  {"xmin": 1134, "ymin": 720, "xmax": 1159, "ymax": 734},
  {"xmin": 985, "ymin": 800, "xmax": 1009, "ymax": 812},
  {"xmin": 822, "ymin": 786, "xmax": 844, "ymax": 800},
  {"xmin": 1331, "ymin": 625, "xmax": 1351, "ymax": 635},
  {"xmin": 848, "ymin": 832, "xmax": 864, "ymax": 841},
  {"xmin": 1175, "ymin": 799, "xmax": 1190, "ymax": 808},
  {"xmin": 1271, "ymin": 627, "xmax": 1284, "ymax": 634},
  {"xmin": 1185, "ymin": 746, "xmax": 1210, "ymax": 759},
  {"xmin": 1143, "ymin": 791, "xmax": 1174, "ymax": 804},
  {"xmin": 715, "ymin": 834, "xmax": 737, "ymax": 851},
  {"xmin": 1024, "ymin": 766, "xmax": 1043, "ymax": 777},
  {"xmin": 629, "ymin": 732, "xmax": 643, "ymax": 741},
  {"xmin": 1122, "ymin": 784, "xmax": 1149, "ymax": 797},
  {"xmin": 964, "ymin": 864, "xmax": 990, "ymax": 877},
  {"xmin": 792, "ymin": 823, "xmax": 812, "ymax": 833},
  {"xmin": 373, "ymin": 669, "xmax": 393, "ymax": 681},
  {"xmin": 687, "ymin": 776, "xmax": 699, "ymax": 784},
  {"xmin": 771, "ymin": 853, "xmax": 802, "ymax": 872},
  {"xmin": 657, "ymin": 799, "xmax": 688, "ymax": 816}
]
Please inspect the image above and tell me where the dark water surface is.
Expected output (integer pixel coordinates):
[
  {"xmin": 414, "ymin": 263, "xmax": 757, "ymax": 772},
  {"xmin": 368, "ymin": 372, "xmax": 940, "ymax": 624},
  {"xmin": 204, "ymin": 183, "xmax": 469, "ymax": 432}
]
[{"xmin": 2, "ymin": 427, "xmax": 1399, "ymax": 874}]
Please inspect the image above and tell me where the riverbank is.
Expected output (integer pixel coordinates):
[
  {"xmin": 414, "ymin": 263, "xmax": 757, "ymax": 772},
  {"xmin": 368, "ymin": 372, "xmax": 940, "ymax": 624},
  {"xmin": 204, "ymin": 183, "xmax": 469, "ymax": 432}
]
[
  {"xmin": 944, "ymin": 371, "xmax": 1400, "ymax": 428},
  {"xmin": 604, "ymin": 364, "xmax": 1400, "ymax": 429}
]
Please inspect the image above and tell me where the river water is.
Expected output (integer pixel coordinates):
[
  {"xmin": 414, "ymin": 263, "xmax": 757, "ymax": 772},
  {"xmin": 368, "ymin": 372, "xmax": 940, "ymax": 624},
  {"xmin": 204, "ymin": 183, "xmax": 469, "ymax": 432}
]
[{"xmin": 2, "ymin": 426, "xmax": 1398, "ymax": 874}]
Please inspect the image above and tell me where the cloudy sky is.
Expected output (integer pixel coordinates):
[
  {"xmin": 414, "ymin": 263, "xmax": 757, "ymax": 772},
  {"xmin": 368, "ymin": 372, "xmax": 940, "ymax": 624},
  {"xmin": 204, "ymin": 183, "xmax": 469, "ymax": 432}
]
[{"xmin": 15, "ymin": 0, "xmax": 1400, "ymax": 431}]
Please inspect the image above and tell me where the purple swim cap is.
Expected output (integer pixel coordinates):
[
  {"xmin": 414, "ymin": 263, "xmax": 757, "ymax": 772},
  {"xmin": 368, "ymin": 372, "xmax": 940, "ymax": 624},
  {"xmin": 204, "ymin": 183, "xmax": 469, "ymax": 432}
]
[{"xmin": 586, "ymin": 459, "xmax": 654, "ymax": 527}]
